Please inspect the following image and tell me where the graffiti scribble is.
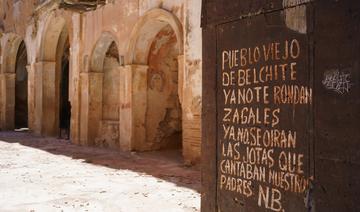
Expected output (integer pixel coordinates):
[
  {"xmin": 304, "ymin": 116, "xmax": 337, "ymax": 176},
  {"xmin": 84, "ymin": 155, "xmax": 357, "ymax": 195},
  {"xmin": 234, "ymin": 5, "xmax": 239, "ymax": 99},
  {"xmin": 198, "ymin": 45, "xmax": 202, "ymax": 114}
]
[{"xmin": 322, "ymin": 69, "xmax": 352, "ymax": 94}]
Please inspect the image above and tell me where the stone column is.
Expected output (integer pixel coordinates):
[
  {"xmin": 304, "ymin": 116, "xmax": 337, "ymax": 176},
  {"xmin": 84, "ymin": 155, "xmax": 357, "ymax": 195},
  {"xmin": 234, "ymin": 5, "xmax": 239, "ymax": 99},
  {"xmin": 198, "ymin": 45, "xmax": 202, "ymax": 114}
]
[
  {"xmin": 119, "ymin": 65, "xmax": 131, "ymax": 151},
  {"xmin": 32, "ymin": 61, "xmax": 57, "ymax": 136},
  {"xmin": 32, "ymin": 62, "xmax": 43, "ymax": 134},
  {"xmin": 182, "ymin": 0, "xmax": 202, "ymax": 163},
  {"xmin": 119, "ymin": 64, "xmax": 148, "ymax": 151},
  {"xmin": 41, "ymin": 61, "xmax": 57, "ymax": 136},
  {"xmin": 0, "ymin": 72, "xmax": 15, "ymax": 130},
  {"xmin": 79, "ymin": 72, "xmax": 103, "ymax": 146},
  {"xmin": 177, "ymin": 55, "xmax": 185, "ymax": 105},
  {"xmin": 79, "ymin": 72, "xmax": 88, "ymax": 145},
  {"xmin": 88, "ymin": 72, "xmax": 103, "ymax": 146},
  {"xmin": 131, "ymin": 65, "xmax": 148, "ymax": 151},
  {"xmin": 27, "ymin": 64, "xmax": 35, "ymax": 132},
  {"xmin": 180, "ymin": 57, "xmax": 202, "ymax": 163}
]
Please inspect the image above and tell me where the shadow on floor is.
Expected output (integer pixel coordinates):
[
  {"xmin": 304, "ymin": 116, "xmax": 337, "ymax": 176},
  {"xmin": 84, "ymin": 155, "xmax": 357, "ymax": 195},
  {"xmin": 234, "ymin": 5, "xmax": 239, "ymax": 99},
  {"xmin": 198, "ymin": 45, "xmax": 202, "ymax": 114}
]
[{"xmin": 0, "ymin": 131, "xmax": 200, "ymax": 192}]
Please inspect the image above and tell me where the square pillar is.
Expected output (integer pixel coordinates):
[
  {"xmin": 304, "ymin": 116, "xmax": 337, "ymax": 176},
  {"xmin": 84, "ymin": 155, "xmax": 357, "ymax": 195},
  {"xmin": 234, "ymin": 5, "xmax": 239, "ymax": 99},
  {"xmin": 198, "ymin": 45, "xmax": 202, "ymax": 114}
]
[
  {"xmin": 32, "ymin": 61, "xmax": 57, "ymax": 136},
  {"xmin": 27, "ymin": 64, "xmax": 36, "ymax": 132},
  {"xmin": 88, "ymin": 72, "xmax": 103, "ymax": 146},
  {"xmin": 0, "ymin": 73, "xmax": 15, "ymax": 130},
  {"xmin": 119, "ymin": 66, "xmax": 132, "ymax": 150},
  {"xmin": 177, "ymin": 55, "xmax": 185, "ymax": 105},
  {"xmin": 182, "ymin": 114, "xmax": 201, "ymax": 163},
  {"xmin": 32, "ymin": 62, "xmax": 43, "ymax": 134},
  {"xmin": 42, "ymin": 61, "xmax": 57, "ymax": 136},
  {"xmin": 119, "ymin": 65, "xmax": 148, "ymax": 151},
  {"xmin": 178, "ymin": 55, "xmax": 202, "ymax": 163},
  {"xmin": 79, "ymin": 72, "xmax": 103, "ymax": 146},
  {"xmin": 79, "ymin": 73, "xmax": 89, "ymax": 145},
  {"xmin": 181, "ymin": 58, "xmax": 202, "ymax": 163}
]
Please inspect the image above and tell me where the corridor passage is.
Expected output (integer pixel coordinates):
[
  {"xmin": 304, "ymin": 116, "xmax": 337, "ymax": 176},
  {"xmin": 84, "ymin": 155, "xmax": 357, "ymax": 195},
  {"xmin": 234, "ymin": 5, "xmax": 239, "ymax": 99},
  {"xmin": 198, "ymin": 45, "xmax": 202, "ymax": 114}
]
[{"xmin": 0, "ymin": 132, "xmax": 200, "ymax": 212}]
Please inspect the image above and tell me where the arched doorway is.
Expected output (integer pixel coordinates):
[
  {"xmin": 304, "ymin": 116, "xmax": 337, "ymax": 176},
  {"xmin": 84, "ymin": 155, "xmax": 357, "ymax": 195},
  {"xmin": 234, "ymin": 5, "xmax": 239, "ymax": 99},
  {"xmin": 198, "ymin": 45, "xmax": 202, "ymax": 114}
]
[
  {"xmin": 127, "ymin": 9, "xmax": 184, "ymax": 153},
  {"xmin": 89, "ymin": 32, "xmax": 121, "ymax": 149},
  {"xmin": 37, "ymin": 15, "xmax": 71, "ymax": 138},
  {"xmin": 14, "ymin": 41, "xmax": 28, "ymax": 129},
  {"xmin": 0, "ymin": 34, "xmax": 28, "ymax": 131},
  {"xmin": 147, "ymin": 25, "xmax": 182, "ymax": 149}
]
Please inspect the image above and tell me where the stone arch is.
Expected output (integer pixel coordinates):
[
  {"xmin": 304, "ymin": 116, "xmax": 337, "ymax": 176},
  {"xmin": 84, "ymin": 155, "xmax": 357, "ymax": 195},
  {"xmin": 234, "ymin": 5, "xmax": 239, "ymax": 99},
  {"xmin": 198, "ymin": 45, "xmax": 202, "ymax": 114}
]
[
  {"xmin": 87, "ymin": 32, "xmax": 121, "ymax": 149},
  {"xmin": 125, "ymin": 8, "xmax": 185, "ymax": 152},
  {"xmin": 0, "ymin": 33, "xmax": 29, "ymax": 130},
  {"xmin": 34, "ymin": 14, "xmax": 71, "ymax": 137},
  {"xmin": 126, "ymin": 8, "xmax": 184, "ymax": 65},
  {"xmin": 38, "ymin": 14, "xmax": 67, "ymax": 62},
  {"xmin": 89, "ymin": 32, "xmax": 120, "ymax": 72},
  {"xmin": 3, "ymin": 34, "xmax": 25, "ymax": 73}
]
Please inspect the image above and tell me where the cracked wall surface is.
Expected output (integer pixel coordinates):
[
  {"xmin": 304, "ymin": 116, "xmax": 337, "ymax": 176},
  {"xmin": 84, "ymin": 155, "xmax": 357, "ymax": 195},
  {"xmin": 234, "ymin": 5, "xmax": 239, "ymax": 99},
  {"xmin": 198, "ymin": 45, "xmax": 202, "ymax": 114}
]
[{"xmin": 147, "ymin": 25, "xmax": 182, "ymax": 150}]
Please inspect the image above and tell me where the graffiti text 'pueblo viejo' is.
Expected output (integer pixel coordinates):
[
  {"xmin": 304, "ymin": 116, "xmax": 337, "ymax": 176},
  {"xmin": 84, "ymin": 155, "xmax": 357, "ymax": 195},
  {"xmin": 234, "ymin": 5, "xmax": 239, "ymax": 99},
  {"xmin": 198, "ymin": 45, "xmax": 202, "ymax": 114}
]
[{"xmin": 219, "ymin": 38, "xmax": 312, "ymax": 212}]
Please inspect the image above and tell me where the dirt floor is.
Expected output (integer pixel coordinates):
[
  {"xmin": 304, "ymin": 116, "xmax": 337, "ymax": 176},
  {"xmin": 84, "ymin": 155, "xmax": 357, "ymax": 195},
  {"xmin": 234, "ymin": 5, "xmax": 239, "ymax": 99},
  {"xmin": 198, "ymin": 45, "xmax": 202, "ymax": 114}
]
[{"xmin": 0, "ymin": 131, "xmax": 200, "ymax": 212}]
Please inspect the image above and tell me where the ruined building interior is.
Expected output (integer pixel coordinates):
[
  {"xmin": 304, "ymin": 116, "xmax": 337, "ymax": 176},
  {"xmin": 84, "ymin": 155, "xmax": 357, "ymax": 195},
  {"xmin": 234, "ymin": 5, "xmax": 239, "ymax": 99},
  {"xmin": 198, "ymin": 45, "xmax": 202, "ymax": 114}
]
[{"xmin": 0, "ymin": 0, "xmax": 202, "ymax": 163}]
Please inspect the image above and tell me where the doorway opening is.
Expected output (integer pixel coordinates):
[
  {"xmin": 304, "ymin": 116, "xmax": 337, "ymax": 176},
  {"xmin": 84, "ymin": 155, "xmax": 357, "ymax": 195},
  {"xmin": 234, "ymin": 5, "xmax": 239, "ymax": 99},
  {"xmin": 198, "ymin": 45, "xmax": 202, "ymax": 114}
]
[
  {"xmin": 14, "ymin": 41, "xmax": 28, "ymax": 130},
  {"xmin": 59, "ymin": 39, "xmax": 71, "ymax": 139},
  {"xmin": 128, "ymin": 9, "xmax": 185, "ymax": 161},
  {"xmin": 146, "ymin": 25, "xmax": 182, "ymax": 152}
]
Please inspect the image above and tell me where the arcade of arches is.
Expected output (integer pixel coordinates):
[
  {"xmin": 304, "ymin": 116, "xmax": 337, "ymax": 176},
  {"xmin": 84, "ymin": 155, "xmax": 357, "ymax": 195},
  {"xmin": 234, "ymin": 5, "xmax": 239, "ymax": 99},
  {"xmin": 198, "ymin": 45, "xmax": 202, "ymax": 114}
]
[{"xmin": 0, "ymin": 1, "xmax": 202, "ymax": 163}]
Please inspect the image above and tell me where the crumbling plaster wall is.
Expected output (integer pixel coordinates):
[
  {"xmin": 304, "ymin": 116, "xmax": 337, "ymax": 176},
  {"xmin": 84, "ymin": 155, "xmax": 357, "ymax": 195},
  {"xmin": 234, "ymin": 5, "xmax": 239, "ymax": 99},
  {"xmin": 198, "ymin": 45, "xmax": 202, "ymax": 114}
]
[
  {"xmin": 147, "ymin": 25, "xmax": 181, "ymax": 150},
  {"xmin": 78, "ymin": 0, "xmax": 139, "ymax": 149},
  {"xmin": 0, "ymin": 33, "xmax": 21, "ymax": 130},
  {"xmin": 0, "ymin": 1, "xmax": 35, "ymax": 130},
  {"xmin": 0, "ymin": 0, "xmax": 33, "ymax": 36},
  {"xmin": 0, "ymin": 1, "xmax": 81, "ymax": 139},
  {"xmin": 26, "ymin": 8, "xmax": 78, "ymax": 138},
  {"xmin": 0, "ymin": 0, "xmax": 202, "ymax": 163},
  {"xmin": 182, "ymin": 0, "xmax": 202, "ymax": 162},
  {"xmin": 81, "ymin": 0, "xmax": 201, "ymax": 161},
  {"xmin": 80, "ymin": 0, "xmax": 202, "ymax": 162}
]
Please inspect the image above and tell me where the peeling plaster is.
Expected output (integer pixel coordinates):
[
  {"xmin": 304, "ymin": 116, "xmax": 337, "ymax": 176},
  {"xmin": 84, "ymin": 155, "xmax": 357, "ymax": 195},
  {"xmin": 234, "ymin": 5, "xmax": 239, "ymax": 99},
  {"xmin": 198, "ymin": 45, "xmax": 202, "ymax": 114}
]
[
  {"xmin": 284, "ymin": 4, "xmax": 307, "ymax": 34},
  {"xmin": 282, "ymin": 0, "xmax": 310, "ymax": 34},
  {"xmin": 0, "ymin": 0, "xmax": 203, "ymax": 163}
]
